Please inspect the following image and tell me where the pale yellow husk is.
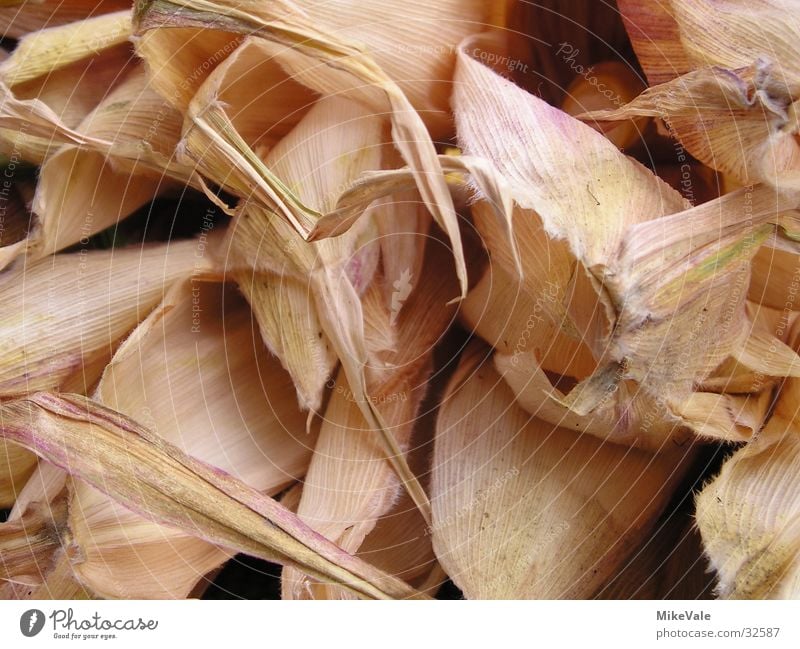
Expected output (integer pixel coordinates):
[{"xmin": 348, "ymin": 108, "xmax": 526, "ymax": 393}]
[
  {"xmin": 0, "ymin": 238, "xmax": 209, "ymax": 396},
  {"xmin": 431, "ymin": 344, "xmax": 693, "ymax": 598},
  {"xmin": 67, "ymin": 280, "xmax": 317, "ymax": 598}
]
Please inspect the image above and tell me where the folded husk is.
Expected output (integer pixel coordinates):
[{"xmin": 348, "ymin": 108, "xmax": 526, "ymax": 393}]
[
  {"xmin": 580, "ymin": 63, "xmax": 800, "ymax": 189},
  {"xmin": 0, "ymin": 496, "xmax": 66, "ymax": 590},
  {"xmin": 0, "ymin": 239, "xmax": 209, "ymax": 396},
  {"xmin": 134, "ymin": 0, "xmax": 470, "ymax": 296},
  {"xmin": 224, "ymin": 95, "xmax": 431, "ymax": 517},
  {"xmin": 0, "ymin": 392, "xmax": 426, "ymax": 600},
  {"xmin": 696, "ymin": 424, "xmax": 800, "ymax": 598},
  {"xmin": 32, "ymin": 65, "xmax": 189, "ymax": 255},
  {"xmin": 431, "ymin": 344, "xmax": 693, "ymax": 598},
  {"xmin": 66, "ymin": 281, "xmax": 318, "ymax": 598},
  {"xmin": 282, "ymin": 245, "xmax": 458, "ymax": 598},
  {"xmin": 0, "ymin": 0, "xmax": 130, "ymax": 39},
  {"xmin": 0, "ymin": 44, "xmax": 134, "ymax": 164},
  {"xmin": 616, "ymin": 0, "xmax": 800, "ymax": 189},
  {"xmin": 0, "ymin": 440, "xmax": 37, "ymax": 508},
  {"xmin": 0, "ymin": 10, "xmax": 132, "ymax": 87},
  {"xmin": 455, "ymin": 33, "xmax": 800, "ymax": 424}
]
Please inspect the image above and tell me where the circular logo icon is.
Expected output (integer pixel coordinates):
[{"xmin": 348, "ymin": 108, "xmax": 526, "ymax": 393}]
[{"xmin": 20, "ymin": 609, "xmax": 45, "ymax": 637}]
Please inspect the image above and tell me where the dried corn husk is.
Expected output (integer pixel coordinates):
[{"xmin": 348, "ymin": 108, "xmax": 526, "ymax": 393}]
[
  {"xmin": 616, "ymin": 0, "xmax": 693, "ymax": 85},
  {"xmin": 224, "ymin": 95, "xmax": 430, "ymax": 516},
  {"xmin": 0, "ymin": 0, "xmax": 130, "ymax": 39},
  {"xmin": 134, "ymin": 0, "xmax": 473, "ymax": 295},
  {"xmin": 0, "ymin": 392, "xmax": 426, "ymax": 600},
  {"xmin": 226, "ymin": 94, "xmax": 381, "ymax": 411},
  {"xmin": 561, "ymin": 61, "xmax": 648, "ymax": 150},
  {"xmin": 0, "ymin": 44, "xmax": 134, "ymax": 164},
  {"xmin": 134, "ymin": 26, "xmax": 242, "ymax": 113},
  {"xmin": 696, "ymin": 422, "xmax": 800, "ymax": 597},
  {"xmin": 609, "ymin": 1, "xmax": 800, "ymax": 189},
  {"xmin": 0, "ymin": 440, "xmax": 37, "ymax": 508},
  {"xmin": 178, "ymin": 36, "xmax": 318, "ymax": 217},
  {"xmin": 0, "ymin": 461, "xmax": 81, "ymax": 599},
  {"xmin": 0, "ymin": 496, "xmax": 66, "ymax": 592},
  {"xmin": 750, "ymin": 244, "xmax": 800, "ymax": 310},
  {"xmin": 282, "ymin": 245, "xmax": 458, "ymax": 598},
  {"xmin": 580, "ymin": 63, "xmax": 800, "ymax": 189},
  {"xmin": 65, "ymin": 281, "xmax": 317, "ymax": 598},
  {"xmin": 454, "ymin": 33, "xmax": 800, "ymax": 426},
  {"xmin": 0, "ymin": 11, "xmax": 132, "ymax": 86},
  {"xmin": 237, "ymin": 274, "xmax": 337, "ymax": 413},
  {"xmin": 8, "ymin": 461, "xmax": 66, "ymax": 521},
  {"xmin": 0, "ymin": 239, "xmax": 208, "ymax": 396},
  {"xmin": 431, "ymin": 344, "xmax": 693, "ymax": 598},
  {"xmin": 33, "ymin": 65, "xmax": 190, "ymax": 255}
]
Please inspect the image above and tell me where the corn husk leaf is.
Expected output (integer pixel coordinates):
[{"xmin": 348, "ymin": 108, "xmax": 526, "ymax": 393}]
[
  {"xmin": 8, "ymin": 461, "xmax": 66, "ymax": 521},
  {"xmin": 225, "ymin": 95, "xmax": 429, "ymax": 517},
  {"xmin": 617, "ymin": 0, "xmax": 800, "ymax": 188},
  {"xmin": 455, "ymin": 33, "xmax": 800, "ymax": 420},
  {"xmin": 431, "ymin": 344, "xmax": 693, "ymax": 598},
  {"xmin": 580, "ymin": 62, "xmax": 800, "ymax": 189},
  {"xmin": 750, "ymin": 244, "xmax": 800, "ymax": 310},
  {"xmin": 616, "ymin": 0, "xmax": 693, "ymax": 85},
  {"xmin": 371, "ymin": 175, "xmax": 432, "ymax": 317},
  {"xmin": 314, "ymin": 154, "xmax": 519, "ymax": 276},
  {"xmin": 0, "ymin": 440, "xmax": 37, "ymax": 508},
  {"xmin": 669, "ymin": 0, "xmax": 800, "ymax": 85},
  {"xmin": 696, "ymin": 417, "xmax": 800, "ymax": 597},
  {"xmin": 0, "ymin": 0, "xmax": 130, "ymax": 39},
  {"xmin": 135, "ymin": 26, "xmax": 242, "ymax": 113},
  {"xmin": 65, "ymin": 281, "xmax": 317, "ymax": 598},
  {"xmin": 0, "ymin": 392, "xmax": 426, "ymax": 600},
  {"xmin": 225, "ymin": 94, "xmax": 381, "ymax": 412},
  {"xmin": 0, "ymin": 44, "xmax": 134, "ymax": 164},
  {"xmin": 1, "ymin": 462, "xmax": 82, "ymax": 599},
  {"xmin": 282, "ymin": 246, "xmax": 458, "ymax": 598},
  {"xmin": 0, "ymin": 496, "xmax": 66, "ymax": 590},
  {"xmin": 459, "ymin": 259, "xmax": 595, "ymax": 380},
  {"xmin": 32, "ymin": 65, "xmax": 190, "ymax": 255},
  {"xmin": 0, "ymin": 239, "xmax": 209, "ymax": 396},
  {"xmin": 134, "ymin": 0, "xmax": 470, "ymax": 295},
  {"xmin": 0, "ymin": 10, "xmax": 132, "ymax": 87},
  {"xmin": 236, "ymin": 273, "xmax": 336, "ymax": 413},
  {"xmin": 179, "ymin": 36, "xmax": 318, "ymax": 218}
]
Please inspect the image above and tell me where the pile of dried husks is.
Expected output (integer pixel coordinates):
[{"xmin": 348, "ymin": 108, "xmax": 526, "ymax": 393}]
[{"xmin": 1, "ymin": 0, "xmax": 800, "ymax": 600}]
